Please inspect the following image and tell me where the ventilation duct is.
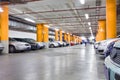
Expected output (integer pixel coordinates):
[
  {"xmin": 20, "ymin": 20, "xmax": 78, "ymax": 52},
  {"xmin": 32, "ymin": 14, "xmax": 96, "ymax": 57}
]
[{"xmin": 0, "ymin": 0, "xmax": 41, "ymax": 5}]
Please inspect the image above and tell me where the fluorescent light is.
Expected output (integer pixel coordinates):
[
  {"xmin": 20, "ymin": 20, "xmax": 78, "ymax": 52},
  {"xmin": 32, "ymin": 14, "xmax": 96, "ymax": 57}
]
[
  {"xmin": 80, "ymin": 0, "xmax": 85, "ymax": 4},
  {"xmin": 85, "ymin": 14, "xmax": 89, "ymax": 19},
  {"xmin": 89, "ymin": 27, "xmax": 91, "ymax": 30},
  {"xmin": 0, "ymin": 7, "xmax": 3, "ymax": 12},
  {"xmin": 88, "ymin": 22, "xmax": 91, "ymax": 26},
  {"xmin": 62, "ymin": 31, "xmax": 65, "ymax": 33},
  {"xmin": 24, "ymin": 18, "xmax": 35, "ymax": 23}
]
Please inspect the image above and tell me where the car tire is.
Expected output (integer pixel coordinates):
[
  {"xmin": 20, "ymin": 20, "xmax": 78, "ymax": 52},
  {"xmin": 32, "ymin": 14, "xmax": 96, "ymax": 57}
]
[
  {"xmin": 50, "ymin": 44, "xmax": 54, "ymax": 48},
  {"xmin": 9, "ymin": 45, "xmax": 16, "ymax": 53}
]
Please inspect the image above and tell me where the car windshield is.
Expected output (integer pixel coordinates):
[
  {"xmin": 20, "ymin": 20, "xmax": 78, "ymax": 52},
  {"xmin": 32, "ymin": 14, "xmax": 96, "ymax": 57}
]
[
  {"xmin": 49, "ymin": 38, "xmax": 54, "ymax": 42},
  {"xmin": 9, "ymin": 38, "xmax": 17, "ymax": 41},
  {"xmin": 14, "ymin": 38, "xmax": 27, "ymax": 42},
  {"xmin": 24, "ymin": 38, "xmax": 35, "ymax": 42}
]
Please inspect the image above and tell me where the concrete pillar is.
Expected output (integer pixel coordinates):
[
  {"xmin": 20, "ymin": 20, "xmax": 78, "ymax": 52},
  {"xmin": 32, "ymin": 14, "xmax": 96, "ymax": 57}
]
[
  {"xmin": 106, "ymin": 0, "xmax": 117, "ymax": 39},
  {"xmin": 98, "ymin": 20, "xmax": 106, "ymax": 41},
  {"xmin": 59, "ymin": 29, "xmax": 62, "ymax": 42},
  {"xmin": 36, "ymin": 24, "xmax": 49, "ymax": 48},
  {"xmin": 64, "ymin": 33, "xmax": 67, "ymax": 41},
  {"xmin": 55, "ymin": 30, "xmax": 58, "ymax": 41},
  {"xmin": 0, "ymin": 6, "xmax": 9, "ymax": 54},
  {"xmin": 43, "ymin": 26, "xmax": 49, "ymax": 48},
  {"xmin": 36, "ymin": 24, "xmax": 43, "ymax": 42},
  {"xmin": 67, "ymin": 33, "xmax": 70, "ymax": 43}
]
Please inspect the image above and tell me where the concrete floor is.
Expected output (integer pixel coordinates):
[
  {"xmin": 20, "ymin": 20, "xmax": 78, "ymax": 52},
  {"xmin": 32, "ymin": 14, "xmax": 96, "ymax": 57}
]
[{"xmin": 0, "ymin": 44, "xmax": 105, "ymax": 80}]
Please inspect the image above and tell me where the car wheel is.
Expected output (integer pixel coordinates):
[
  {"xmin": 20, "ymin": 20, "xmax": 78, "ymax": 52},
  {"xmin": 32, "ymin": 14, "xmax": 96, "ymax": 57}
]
[
  {"xmin": 9, "ymin": 45, "xmax": 16, "ymax": 53},
  {"xmin": 50, "ymin": 44, "xmax": 54, "ymax": 48}
]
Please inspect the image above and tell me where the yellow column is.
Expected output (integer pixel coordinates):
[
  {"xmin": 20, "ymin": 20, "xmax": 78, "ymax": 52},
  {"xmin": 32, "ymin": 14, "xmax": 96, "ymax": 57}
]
[
  {"xmin": 59, "ymin": 29, "xmax": 62, "ymax": 42},
  {"xmin": 36, "ymin": 24, "xmax": 43, "ymax": 42},
  {"xmin": 106, "ymin": 0, "xmax": 116, "ymax": 39},
  {"xmin": 67, "ymin": 33, "xmax": 70, "ymax": 43},
  {"xmin": 98, "ymin": 20, "xmax": 106, "ymax": 41},
  {"xmin": 55, "ymin": 30, "xmax": 58, "ymax": 41},
  {"xmin": 64, "ymin": 33, "xmax": 67, "ymax": 41},
  {"xmin": 73, "ymin": 35, "xmax": 75, "ymax": 42},
  {"xmin": 43, "ymin": 26, "xmax": 49, "ymax": 42},
  {"xmin": 70, "ymin": 35, "xmax": 72, "ymax": 42},
  {"xmin": 0, "ymin": 6, "xmax": 9, "ymax": 54}
]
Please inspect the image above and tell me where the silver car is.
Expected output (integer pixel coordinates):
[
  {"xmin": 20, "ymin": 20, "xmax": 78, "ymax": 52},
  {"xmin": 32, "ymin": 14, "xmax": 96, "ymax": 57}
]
[
  {"xmin": 9, "ymin": 38, "xmax": 31, "ymax": 53},
  {"xmin": 0, "ymin": 43, "xmax": 4, "ymax": 53}
]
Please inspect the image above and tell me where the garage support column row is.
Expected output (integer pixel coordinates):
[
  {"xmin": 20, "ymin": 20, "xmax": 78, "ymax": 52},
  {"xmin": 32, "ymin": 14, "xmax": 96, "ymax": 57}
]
[
  {"xmin": 106, "ymin": 0, "xmax": 116, "ymax": 39},
  {"xmin": 0, "ymin": 6, "xmax": 9, "ymax": 54},
  {"xmin": 36, "ymin": 24, "xmax": 49, "ymax": 48}
]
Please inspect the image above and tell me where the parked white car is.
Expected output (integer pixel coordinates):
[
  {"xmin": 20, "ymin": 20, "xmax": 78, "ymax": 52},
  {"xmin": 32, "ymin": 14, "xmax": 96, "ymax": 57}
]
[
  {"xmin": 97, "ymin": 38, "xmax": 120, "ymax": 54},
  {"xmin": 55, "ymin": 41, "xmax": 64, "ymax": 47},
  {"xmin": 94, "ymin": 41, "xmax": 100, "ymax": 49},
  {"xmin": 49, "ymin": 41, "xmax": 59, "ymax": 48},
  {"xmin": 9, "ymin": 38, "xmax": 31, "ymax": 53},
  {"xmin": 0, "ymin": 43, "xmax": 4, "ymax": 53}
]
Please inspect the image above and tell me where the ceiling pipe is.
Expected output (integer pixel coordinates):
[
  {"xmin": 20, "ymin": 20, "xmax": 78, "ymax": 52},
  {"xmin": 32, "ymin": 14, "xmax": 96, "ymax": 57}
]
[
  {"xmin": 10, "ymin": 6, "xmax": 105, "ymax": 15},
  {"xmin": 35, "ymin": 14, "xmax": 105, "ymax": 20},
  {"xmin": 0, "ymin": 0, "xmax": 41, "ymax": 5}
]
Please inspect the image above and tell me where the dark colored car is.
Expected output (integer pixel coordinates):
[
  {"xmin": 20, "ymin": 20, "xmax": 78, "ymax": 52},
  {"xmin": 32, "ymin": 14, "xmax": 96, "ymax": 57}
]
[
  {"xmin": 13, "ymin": 38, "xmax": 38, "ymax": 50},
  {"xmin": 104, "ymin": 40, "xmax": 120, "ymax": 80},
  {"xmin": 63, "ymin": 40, "xmax": 69, "ymax": 46},
  {"xmin": 23, "ymin": 38, "xmax": 45, "ymax": 49}
]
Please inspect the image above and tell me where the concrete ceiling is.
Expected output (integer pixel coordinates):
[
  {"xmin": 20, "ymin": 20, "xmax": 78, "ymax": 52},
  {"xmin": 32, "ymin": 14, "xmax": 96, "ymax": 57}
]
[{"xmin": 7, "ymin": 0, "xmax": 120, "ymax": 36}]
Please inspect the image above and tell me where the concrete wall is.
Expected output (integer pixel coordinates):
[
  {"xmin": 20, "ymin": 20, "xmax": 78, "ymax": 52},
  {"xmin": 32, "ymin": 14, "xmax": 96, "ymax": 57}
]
[
  {"xmin": 9, "ymin": 30, "xmax": 55, "ymax": 40},
  {"xmin": 9, "ymin": 30, "xmax": 36, "ymax": 40}
]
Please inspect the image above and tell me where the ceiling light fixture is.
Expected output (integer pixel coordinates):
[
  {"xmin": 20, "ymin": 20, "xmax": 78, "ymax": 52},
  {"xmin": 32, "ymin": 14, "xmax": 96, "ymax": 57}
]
[
  {"xmin": 80, "ymin": 0, "xmax": 85, "ymax": 4},
  {"xmin": 89, "ymin": 27, "xmax": 91, "ymax": 30},
  {"xmin": 85, "ymin": 14, "xmax": 89, "ymax": 19},
  {"xmin": 24, "ymin": 18, "xmax": 35, "ymax": 23},
  {"xmin": 88, "ymin": 22, "xmax": 91, "ymax": 26},
  {"xmin": 0, "ymin": 7, "xmax": 3, "ymax": 12}
]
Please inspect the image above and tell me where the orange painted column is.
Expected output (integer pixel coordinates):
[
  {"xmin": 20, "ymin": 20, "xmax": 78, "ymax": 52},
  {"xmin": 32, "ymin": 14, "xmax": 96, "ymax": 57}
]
[
  {"xmin": 73, "ymin": 35, "xmax": 76, "ymax": 42},
  {"xmin": 36, "ymin": 24, "xmax": 43, "ymax": 42},
  {"xmin": 59, "ymin": 29, "xmax": 62, "ymax": 42},
  {"xmin": 64, "ymin": 33, "xmax": 67, "ymax": 41},
  {"xmin": 70, "ymin": 35, "xmax": 72, "ymax": 42},
  {"xmin": 55, "ymin": 30, "xmax": 58, "ymax": 41},
  {"xmin": 0, "ymin": 6, "xmax": 9, "ymax": 54},
  {"xmin": 98, "ymin": 20, "xmax": 106, "ymax": 41},
  {"xmin": 106, "ymin": 0, "xmax": 116, "ymax": 39},
  {"xmin": 67, "ymin": 33, "xmax": 70, "ymax": 43},
  {"xmin": 43, "ymin": 26, "xmax": 49, "ymax": 42},
  {"xmin": 37, "ymin": 24, "xmax": 49, "ymax": 48}
]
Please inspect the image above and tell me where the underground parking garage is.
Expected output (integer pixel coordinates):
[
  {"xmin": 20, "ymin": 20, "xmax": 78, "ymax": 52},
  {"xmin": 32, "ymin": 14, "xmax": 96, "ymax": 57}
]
[{"xmin": 0, "ymin": 0, "xmax": 120, "ymax": 80}]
